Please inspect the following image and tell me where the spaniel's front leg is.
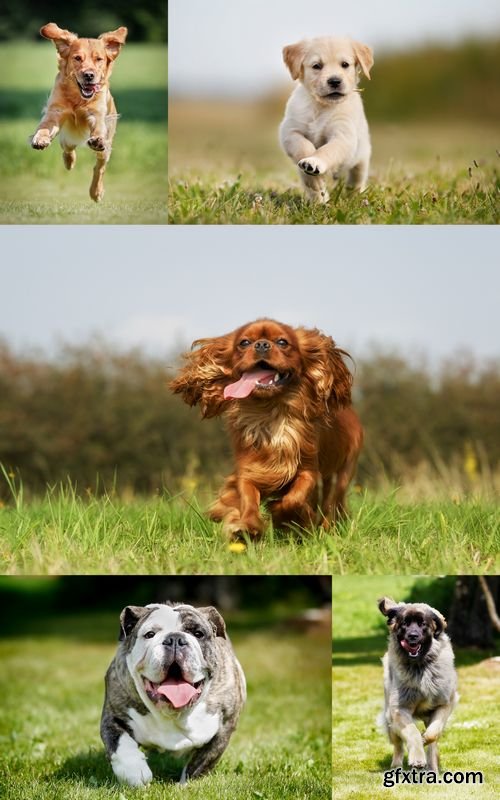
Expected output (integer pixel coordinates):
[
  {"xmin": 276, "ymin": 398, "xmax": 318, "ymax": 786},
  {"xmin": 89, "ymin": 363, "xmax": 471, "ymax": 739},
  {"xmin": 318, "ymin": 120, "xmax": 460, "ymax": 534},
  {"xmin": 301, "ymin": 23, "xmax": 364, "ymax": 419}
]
[{"xmin": 269, "ymin": 469, "xmax": 318, "ymax": 529}]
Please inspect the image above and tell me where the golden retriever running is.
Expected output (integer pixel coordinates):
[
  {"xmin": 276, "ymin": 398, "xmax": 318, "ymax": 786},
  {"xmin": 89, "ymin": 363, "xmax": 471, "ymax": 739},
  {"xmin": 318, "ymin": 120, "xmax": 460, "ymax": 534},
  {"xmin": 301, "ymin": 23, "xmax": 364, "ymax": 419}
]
[{"xmin": 31, "ymin": 23, "xmax": 127, "ymax": 202}]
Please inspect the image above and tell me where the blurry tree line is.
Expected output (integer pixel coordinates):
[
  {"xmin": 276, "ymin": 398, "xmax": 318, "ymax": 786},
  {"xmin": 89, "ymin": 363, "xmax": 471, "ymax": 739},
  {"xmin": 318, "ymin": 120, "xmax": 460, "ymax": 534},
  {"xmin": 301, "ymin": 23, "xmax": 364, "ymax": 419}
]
[
  {"xmin": 0, "ymin": 0, "xmax": 167, "ymax": 42},
  {"xmin": 0, "ymin": 341, "xmax": 499, "ymax": 499}
]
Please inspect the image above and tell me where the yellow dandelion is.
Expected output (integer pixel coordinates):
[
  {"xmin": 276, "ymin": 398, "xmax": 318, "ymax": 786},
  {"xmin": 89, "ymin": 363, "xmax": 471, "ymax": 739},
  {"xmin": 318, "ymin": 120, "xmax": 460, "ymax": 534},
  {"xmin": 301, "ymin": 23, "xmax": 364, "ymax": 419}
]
[{"xmin": 228, "ymin": 542, "xmax": 247, "ymax": 554}]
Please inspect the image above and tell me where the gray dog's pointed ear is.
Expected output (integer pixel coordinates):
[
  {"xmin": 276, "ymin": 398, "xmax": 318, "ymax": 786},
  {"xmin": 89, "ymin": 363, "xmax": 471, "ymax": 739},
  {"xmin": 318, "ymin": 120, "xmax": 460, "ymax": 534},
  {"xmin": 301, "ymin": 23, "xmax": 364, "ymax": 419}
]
[
  {"xmin": 119, "ymin": 605, "xmax": 149, "ymax": 640},
  {"xmin": 198, "ymin": 606, "xmax": 227, "ymax": 638},
  {"xmin": 352, "ymin": 41, "xmax": 374, "ymax": 79},
  {"xmin": 378, "ymin": 596, "xmax": 402, "ymax": 623},
  {"xmin": 430, "ymin": 609, "xmax": 447, "ymax": 638},
  {"xmin": 283, "ymin": 41, "xmax": 308, "ymax": 80}
]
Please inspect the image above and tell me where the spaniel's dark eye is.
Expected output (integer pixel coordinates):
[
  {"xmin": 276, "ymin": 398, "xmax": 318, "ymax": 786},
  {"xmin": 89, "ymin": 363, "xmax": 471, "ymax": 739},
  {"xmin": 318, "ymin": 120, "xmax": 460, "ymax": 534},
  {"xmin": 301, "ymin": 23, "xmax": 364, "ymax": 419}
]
[
  {"xmin": 143, "ymin": 630, "xmax": 155, "ymax": 639},
  {"xmin": 276, "ymin": 338, "xmax": 289, "ymax": 347},
  {"xmin": 341, "ymin": 61, "xmax": 349, "ymax": 69},
  {"xmin": 312, "ymin": 62, "xmax": 323, "ymax": 70},
  {"xmin": 239, "ymin": 339, "xmax": 251, "ymax": 348}
]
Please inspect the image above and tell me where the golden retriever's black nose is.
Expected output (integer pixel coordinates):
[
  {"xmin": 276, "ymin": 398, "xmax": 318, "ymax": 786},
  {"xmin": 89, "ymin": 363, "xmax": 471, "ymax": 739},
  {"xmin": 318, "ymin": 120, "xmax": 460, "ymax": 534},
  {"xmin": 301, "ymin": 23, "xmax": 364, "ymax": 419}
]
[
  {"xmin": 83, "ymin": 71, "xmax": 95, "ymax": 82},
  {"xmin": 327, "ymin": 77, "xmax": 342, "ymax": 89},
  {"xmin": 254, "ymin": 340, "xmax": 271, "ymax": 353}
]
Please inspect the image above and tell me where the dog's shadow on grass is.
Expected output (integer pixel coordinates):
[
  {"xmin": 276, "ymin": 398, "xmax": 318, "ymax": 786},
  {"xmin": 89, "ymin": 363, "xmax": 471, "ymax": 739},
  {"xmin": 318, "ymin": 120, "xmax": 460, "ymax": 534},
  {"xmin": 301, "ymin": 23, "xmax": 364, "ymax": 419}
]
[{"xmin": 54, "ymin": 748, "xmax": 181, "ymax": 788}]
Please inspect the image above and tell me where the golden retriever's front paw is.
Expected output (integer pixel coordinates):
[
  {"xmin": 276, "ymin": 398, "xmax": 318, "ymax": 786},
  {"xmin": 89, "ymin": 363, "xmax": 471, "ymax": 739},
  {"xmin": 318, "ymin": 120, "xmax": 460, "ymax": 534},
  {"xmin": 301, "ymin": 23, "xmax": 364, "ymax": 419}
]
[
  {"xmin": 31, "ymin": 133, "xmax": 51, "ymax": 150},
  {"xmin": 298, "ymin": 156, "xmax": 326, "ymax": 175},
  {"xmin": 88, "ymin": 136, "xmax": 106, "ymax": 151}
]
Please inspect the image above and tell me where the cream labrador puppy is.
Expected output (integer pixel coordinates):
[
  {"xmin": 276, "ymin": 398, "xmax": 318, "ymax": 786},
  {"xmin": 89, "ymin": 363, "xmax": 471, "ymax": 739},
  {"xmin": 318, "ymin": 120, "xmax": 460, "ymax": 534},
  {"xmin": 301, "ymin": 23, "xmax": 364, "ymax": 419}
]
[{"xmin": 279, "ymin": 36, "xmax": 373, "ymax": 203}]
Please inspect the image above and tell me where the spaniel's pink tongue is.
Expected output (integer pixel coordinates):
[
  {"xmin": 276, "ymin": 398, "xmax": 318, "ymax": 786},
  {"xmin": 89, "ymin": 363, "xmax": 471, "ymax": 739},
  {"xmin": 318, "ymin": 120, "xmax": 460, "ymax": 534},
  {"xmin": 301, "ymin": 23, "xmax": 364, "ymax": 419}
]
[
  {"xmin": 224, "ymin": 369, "xmax": 276, "ymax": 399},
  {"xmin": 156, "ymin": 677, "xmax": 200, "ymax": 709}
]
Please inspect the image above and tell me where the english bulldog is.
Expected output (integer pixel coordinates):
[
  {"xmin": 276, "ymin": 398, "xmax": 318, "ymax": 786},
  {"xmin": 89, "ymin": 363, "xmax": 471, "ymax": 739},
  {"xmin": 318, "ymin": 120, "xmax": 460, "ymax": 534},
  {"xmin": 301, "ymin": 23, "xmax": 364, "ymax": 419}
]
[{"xmin": 101, "ymin": 603, "xmax": 246, "ymax": 787}]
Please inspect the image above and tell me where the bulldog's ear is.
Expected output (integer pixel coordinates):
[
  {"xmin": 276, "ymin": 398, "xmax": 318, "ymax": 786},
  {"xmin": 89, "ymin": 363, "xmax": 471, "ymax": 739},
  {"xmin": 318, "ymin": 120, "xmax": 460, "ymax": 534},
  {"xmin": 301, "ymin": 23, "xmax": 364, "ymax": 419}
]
[
  {"xmin": 198, "ymin": 606, "xmax": 227, "ymax": 638},
  {"xmin": 430, "ymin": 609, "xmax": 447, "ymax": 638},
  {"xmin": 119, "ymin": 605, "xmax": 149, "ymax": 641},
  {"xmin": 378, "ymin": 596, "xmax": 403, "ymax": 623}
]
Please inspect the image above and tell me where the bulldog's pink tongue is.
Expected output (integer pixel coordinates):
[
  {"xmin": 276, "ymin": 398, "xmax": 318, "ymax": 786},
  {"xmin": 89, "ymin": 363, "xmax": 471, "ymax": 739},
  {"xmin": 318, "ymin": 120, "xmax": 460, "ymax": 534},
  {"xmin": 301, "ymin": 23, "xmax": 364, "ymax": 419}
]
[
  {"xmin": 156, "ymin": 677, "xmax": 200, "ymax": 709},
  {"xmin": 224, "ymin": 369, "xmax": 276, "ymax": 399}
]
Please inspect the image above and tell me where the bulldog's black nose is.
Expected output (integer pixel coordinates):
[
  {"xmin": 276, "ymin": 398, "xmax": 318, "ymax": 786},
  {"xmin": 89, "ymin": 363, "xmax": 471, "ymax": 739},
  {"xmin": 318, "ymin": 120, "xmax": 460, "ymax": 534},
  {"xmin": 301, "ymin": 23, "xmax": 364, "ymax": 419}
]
[
  {"xmin": 254, "ymin": 340, "xmax": 271, "ymax": 353},
  {"xmin": 83, "ymin": 71, "xmax": 95, "ymax": 82},
  {"xmin": 327, "ymin": 77, "xmax": 342, "ymax": 89},
  {"xmin": 163, "ymin": 633, "xmax": 188, "ymax": 648}
]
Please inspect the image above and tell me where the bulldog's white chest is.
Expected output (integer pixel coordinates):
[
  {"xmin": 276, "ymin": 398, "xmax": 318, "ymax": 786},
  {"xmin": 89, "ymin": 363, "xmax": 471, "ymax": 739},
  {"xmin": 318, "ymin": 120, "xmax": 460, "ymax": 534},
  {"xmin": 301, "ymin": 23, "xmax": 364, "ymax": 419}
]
[{"xmin": 127, "ymin": 702, "xmax": 221, "ymax": 754}]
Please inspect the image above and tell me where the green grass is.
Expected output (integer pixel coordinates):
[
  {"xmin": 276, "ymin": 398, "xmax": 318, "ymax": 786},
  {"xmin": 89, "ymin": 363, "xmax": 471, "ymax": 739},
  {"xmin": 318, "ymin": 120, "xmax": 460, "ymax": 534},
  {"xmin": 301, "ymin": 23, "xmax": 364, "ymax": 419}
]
[
  {"xmin": 168, "ymin": 100, "xmax": 499, "ymax": 224},
  {"xmin": 0, "ymin": 43, "xmax": 167, "ymax": 223},
  {"xmin": 0, "ymin": 611, "xmax": 331, "ymax": 800},
  {"xmin": 0, "ymin": 480, "xmax": 498, "ymax": 574},
  {"xmin": 332, "ymin": 576, "xmax": 500, "ymax": 799}
]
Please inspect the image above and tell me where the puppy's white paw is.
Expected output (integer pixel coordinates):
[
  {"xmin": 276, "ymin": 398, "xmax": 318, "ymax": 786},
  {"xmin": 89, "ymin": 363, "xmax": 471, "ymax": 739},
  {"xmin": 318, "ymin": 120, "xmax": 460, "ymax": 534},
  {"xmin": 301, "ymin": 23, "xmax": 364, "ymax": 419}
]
[{"xmin": 298, "ymin": 156, "xmax": 326, "ymax": 175}]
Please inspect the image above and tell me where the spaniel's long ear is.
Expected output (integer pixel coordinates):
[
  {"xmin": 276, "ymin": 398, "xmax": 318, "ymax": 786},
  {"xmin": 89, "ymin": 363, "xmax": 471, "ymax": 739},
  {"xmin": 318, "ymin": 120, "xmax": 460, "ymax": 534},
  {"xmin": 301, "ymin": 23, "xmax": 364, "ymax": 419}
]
[
  {"xmin": 170, "ymin": 335, "xmax": 233, "ymax": 419},
  {"xmin": 296, "ymin": 327, "xmax": 353, "ymax": 413},
  {"xmin": 40, "ymin": 23, "xmax": 77, "ymax": 57}
]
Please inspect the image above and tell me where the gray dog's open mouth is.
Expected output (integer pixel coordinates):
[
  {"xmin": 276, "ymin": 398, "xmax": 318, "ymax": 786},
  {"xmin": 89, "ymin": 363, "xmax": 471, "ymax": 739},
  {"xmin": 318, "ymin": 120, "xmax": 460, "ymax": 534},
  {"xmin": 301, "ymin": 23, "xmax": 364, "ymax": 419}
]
[
  {"xmin": 76, "ymin": 80, "xmax": 100, "ymax": 99},
  {"xmin": 143, "ymin": 667, "xmax": 204, "ymax": 709},
  {"xmin": 400, "ymin": 639, "xmax": 421, "ymax": 658}
]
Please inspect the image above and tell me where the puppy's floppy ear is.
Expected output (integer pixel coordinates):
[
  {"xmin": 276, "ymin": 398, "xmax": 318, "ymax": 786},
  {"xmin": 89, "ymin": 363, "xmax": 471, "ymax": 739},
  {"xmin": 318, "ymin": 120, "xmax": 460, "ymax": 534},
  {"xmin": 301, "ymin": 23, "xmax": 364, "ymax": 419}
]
[
  {"xmin": 352, "ymin": 40, "xmax": 374, "ymax": 80},
  {"xmin": 198, "ymin": 607, "xmax": 227, "ymax": 639},
  {"xmin": 283, "ymin": 40, "xmax": 308, "ymax": 80},
  {"xmin": 170, "ymin": 334, "xmax": 234, "ymax": 419},
  {"xmin": 296, "ymin": 327, "xmax": 353, "ymax": 413},
  {"xmin": 40, "ymin": 23, "xmax": 77, "ymax": 57},
  {"xmin": 430, "ymin": 608, "xmax": 447, "ymax": 638},
  {"xmin": 99, "ymin": 27, "xmax": 128, "ymax": 60},
  {"xmin": 119, "ymin": 605, "xmax": 150, "ymax": 641},
  {"xmin": 378, "ymin": 596, "xmax": 403, "ymax": 624}
]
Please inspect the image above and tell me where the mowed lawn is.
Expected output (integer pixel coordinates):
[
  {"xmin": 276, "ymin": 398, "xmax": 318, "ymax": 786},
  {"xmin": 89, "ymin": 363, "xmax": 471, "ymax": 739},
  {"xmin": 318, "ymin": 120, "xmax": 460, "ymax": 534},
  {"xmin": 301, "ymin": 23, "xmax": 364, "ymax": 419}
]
[
  {"xmin": 0, "ymin": 609, "xmax": 331, "ymax": 800},
  {"xmin": 168, "ymin": 100, "xmax": 499, "ymax": 224},
  {"xmin": 0, "ymin": 484, "xmax": 498, "ymax": 574},
  {"xmin": 332, "ymin": 576, "xmax": 500, "ymax": 800},
  {"xmin": 0, "ymin": 43, "xmax": 167, "ymax": 223}
]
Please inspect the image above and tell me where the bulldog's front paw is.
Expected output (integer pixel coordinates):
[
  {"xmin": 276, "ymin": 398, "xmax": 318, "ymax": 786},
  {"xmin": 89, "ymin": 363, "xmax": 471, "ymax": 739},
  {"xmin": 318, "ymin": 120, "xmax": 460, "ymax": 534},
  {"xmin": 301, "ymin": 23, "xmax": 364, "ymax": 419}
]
[
  {"xmin": 298, "ymin": 156, "xmax": 326, "ymax": 175},
  {"xmin": 111, "ymin": 735, "xmax": 153, "ymax": 787},
  {"xmin": 31, "ymin": 132, "xmax": 51, "ymax": 150},
  {"xmin": 88, "ymin": 136, "xmax": 106, "ymax": 151}
]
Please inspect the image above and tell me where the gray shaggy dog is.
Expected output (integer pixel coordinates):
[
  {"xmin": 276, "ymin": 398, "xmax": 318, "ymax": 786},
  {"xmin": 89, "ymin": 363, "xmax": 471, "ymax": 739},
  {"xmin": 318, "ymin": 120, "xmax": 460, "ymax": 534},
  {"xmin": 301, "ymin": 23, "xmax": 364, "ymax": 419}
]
[{"xmin": 378, "ymin": 596, "xmax": 458, "ymax": 772}]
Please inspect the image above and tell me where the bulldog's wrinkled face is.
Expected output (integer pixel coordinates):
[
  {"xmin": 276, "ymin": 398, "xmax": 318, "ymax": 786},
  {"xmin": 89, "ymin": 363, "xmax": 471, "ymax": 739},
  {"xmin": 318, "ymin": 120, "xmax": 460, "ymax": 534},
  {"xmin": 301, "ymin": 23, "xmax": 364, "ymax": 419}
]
[
  {"xmin": 122, "ymin": 604, "xmax": 221, "ymax": 713},
  {"xmin": 378, "ymin": 597, "xmax": 446, "ymax": 661}
]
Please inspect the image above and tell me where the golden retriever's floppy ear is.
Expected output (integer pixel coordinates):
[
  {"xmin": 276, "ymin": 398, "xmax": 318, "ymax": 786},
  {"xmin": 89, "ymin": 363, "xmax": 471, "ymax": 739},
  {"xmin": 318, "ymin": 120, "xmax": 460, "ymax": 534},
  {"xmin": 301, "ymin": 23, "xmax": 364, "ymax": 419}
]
[
  {"xmin": 352, "ymin": 40, "xmax": 374, "ymax": 80},
  {"xmin": 170, "ymin": 335, "xmax": 234, "ymax": 419},
  {"xmin": 99, "ymin": 27, "xmax": 128, "ymax": 61},
  {"xmin": 282, "ymin": 41, "xmax": 308, "ymax": 80},
  {"xmin": 40, "ymin": 23, "xmax": 77, "ymax": 57},
  {"xmin": 296, "ymin": 327, "xmax": 353, "ymax": 413}
]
